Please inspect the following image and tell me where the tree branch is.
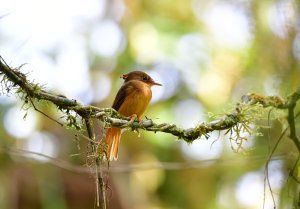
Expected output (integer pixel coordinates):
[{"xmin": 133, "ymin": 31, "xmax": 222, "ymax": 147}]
[
  {"xmin": 0, "ymin": 56, "xmax": 300, "ymax": 150},
  {"xmin": 242, "ymin": 91, "xmax": 300, "ymax": 151}
]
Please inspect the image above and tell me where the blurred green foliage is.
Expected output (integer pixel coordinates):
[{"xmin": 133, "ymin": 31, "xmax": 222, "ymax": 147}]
[{"xmin": 0, "ymin": 0, "xmax": 300, "ymax": 209}]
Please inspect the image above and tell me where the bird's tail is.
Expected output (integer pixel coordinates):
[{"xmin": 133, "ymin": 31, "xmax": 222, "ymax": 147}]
[{"xmin": 105, "ymin": 127, "xmax": 121, "ymax": 161}]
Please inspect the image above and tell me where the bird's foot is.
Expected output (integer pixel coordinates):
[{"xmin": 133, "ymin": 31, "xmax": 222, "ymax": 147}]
[{"xmin": 120, "ymin": 114, "xmax": 138, "ymax": 128}]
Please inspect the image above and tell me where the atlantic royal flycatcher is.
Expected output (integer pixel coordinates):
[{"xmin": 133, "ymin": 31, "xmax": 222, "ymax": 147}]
[{"xmin": 105, "ymin": 71, "xmax": 161, "ymax": 161}]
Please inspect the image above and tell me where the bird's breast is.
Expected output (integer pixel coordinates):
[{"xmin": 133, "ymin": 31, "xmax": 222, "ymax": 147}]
[{"xmin": 118, "ymin": 82, "xmax": 152, "ymax": 119}]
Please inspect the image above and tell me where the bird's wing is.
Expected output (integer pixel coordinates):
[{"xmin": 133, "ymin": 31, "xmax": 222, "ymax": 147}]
[{"xmin": 112, "ymin": 83, "xmax": 133, "ymax": 111}]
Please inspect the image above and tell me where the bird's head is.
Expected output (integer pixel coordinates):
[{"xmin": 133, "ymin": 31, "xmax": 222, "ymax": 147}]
[{"xmin": 121, "ymin": 71, "xmax": 162, "ymax": 86}]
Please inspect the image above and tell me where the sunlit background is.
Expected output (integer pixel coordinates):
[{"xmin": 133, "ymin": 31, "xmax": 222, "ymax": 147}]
[{"xmin": 0, "ymin": 0, "xmax": 299, "ymax": 209}]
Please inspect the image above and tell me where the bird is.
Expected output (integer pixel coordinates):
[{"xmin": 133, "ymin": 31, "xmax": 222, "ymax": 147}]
[{"xmin": 105, "ymin": 71, "xmax": 162, "ymax": 161}]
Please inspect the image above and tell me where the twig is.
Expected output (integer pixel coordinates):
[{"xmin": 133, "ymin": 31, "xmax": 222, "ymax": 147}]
[
  {"xmin": 263, "ymin": 126, "xmax": 288, "ymax": 209},
  {"xmin": 289, "ymin": 154, "xmax": 300, "ymax": 184},
  {"xmin": 1, "ymin": 147, "xmax": 286, "ymax": 173},
  {"xmin": 27, "ymin": 94, "xmax": 64, "ymax": 127},
  {"xmin": 263, "ymin": 108, "xmax": 274, "ymax": 209},
  {"xmin": 85, "ymin": 119, "xmax": 106, "ymax": 209},
  {"xmin": 288, "ymin": 111, "xmax": 300, "ymax": 183},
  {"xmin": 288, "ymin": 106, "xmax": 300, "ymax": 150}
]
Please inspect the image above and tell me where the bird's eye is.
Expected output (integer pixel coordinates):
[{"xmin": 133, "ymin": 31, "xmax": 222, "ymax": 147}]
[{"xmin": 143, "ymin": 76, "xmax": 148, "ymax": 81}]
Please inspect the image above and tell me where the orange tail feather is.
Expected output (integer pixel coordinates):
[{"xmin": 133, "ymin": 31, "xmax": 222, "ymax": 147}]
[{"xmin": 105, "ymin": 127, "xmax": 121, "ymax": 161}]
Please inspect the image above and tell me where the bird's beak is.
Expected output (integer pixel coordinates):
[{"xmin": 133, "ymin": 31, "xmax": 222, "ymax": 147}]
[
  {"xmin": 152, "ymin": 81, "xmax": 162, "ymax": 86},
  {"xmin": 121, "ymin": 74, "xmax": 128, "ymax": 79}
]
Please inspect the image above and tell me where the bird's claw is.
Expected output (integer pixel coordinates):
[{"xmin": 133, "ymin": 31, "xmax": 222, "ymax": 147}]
[{"xmin": 120, "ymin": 114, "xmax": 138, "ymax": 128}]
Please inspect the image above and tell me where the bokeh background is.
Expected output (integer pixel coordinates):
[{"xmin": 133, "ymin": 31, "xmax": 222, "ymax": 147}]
[{"xmin": 0, "ymin": 0, "xmax": 300, "ymax": 209}]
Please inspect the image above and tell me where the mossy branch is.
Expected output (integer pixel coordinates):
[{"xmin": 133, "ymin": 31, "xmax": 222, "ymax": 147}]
[
  {"xmin": 242, "ymin": 91, "xmax": 300, "ymax": 151},
  {"xmin": 0, "ymin": 56, "xmax": 300, "ymax": 151}
]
